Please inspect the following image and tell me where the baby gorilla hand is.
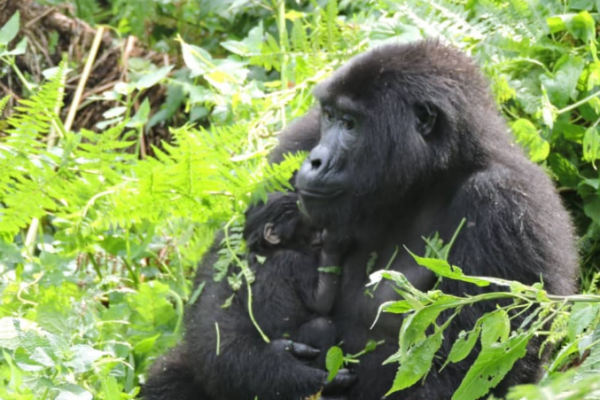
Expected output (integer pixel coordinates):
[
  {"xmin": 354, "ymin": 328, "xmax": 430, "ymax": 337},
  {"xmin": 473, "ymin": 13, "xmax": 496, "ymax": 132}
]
[{"xmin": 270, "ymin": 339, "xmax": 356, "ymax": 399}]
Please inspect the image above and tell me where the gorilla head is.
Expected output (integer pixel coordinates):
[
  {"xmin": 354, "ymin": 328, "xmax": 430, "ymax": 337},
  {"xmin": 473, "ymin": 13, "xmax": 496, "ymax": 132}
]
[
  {"xmin": 296, "ymin": 41, "xmax": 502, "ymax": 229},
  {"xmin": 243, "ymin": 192, "xmax": 315, "ymax": 253}
]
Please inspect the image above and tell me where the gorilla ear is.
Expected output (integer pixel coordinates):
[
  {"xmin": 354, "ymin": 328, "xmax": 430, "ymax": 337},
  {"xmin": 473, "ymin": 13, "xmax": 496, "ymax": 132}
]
[
  {"xmin": 415, "ymin": 102, "xmax": 438, "ymax": 137},
  {"xmin": 264, "ymin": 223, "xmax": 281, "ymax": 245}
]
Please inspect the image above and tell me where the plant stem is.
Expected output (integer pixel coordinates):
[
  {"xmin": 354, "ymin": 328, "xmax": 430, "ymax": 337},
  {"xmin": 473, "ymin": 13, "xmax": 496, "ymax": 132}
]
[
  {"xmin": 276, "ymin": 0, "xmax": 288, "ymax": 127},
  {"xmin": 558, "ymin": 90, "xmax": 600, "ymax": 115},
  {"xmin": 224, "ymin": 217, "xmax": 270, "ymax": 343}
]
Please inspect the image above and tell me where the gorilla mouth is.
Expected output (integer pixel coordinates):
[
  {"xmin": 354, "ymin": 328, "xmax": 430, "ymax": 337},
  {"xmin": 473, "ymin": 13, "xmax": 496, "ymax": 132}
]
[{"xmin": 299, "ymin": 189, "xmax": 344, "ymax": 199}]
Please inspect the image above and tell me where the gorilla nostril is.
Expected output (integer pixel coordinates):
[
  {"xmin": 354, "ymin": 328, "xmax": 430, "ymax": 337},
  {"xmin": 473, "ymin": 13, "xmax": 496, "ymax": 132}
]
[{"xmin": 311, "ymin": 159, "xmax": 322, "ymax": 170}]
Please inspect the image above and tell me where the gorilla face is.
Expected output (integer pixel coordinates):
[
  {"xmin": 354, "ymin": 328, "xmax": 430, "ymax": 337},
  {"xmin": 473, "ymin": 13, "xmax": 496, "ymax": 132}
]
[{"xmin": 295, "ymin": 53, "xmax": 444, "ymax": 230}]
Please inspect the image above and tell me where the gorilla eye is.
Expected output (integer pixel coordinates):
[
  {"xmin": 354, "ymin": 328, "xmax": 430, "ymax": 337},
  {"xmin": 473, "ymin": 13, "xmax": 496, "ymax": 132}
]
[
  {"xmin": 322, "ymin": 107, "xmax": 334, "ymax": 122},
  {"xmin": 342, "ymin": 117, "xmax": 355, "ymax": 131}
]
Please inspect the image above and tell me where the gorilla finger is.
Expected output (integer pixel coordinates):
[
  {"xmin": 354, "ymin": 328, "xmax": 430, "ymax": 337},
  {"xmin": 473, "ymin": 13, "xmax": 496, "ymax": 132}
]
[
  {"xmin": 290, "ymin": 342, "xmax": 320, "ymax": 359},
  {"xmin": 323, "ymin": 369, "xmax": 356, "ymax": 393}
]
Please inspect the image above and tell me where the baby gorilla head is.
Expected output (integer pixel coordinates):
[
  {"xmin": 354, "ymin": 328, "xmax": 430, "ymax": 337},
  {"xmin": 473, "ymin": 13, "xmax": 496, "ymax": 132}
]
[{"xmin": 243, "ymin": 192, "xmax": 321, "ymax": 253}]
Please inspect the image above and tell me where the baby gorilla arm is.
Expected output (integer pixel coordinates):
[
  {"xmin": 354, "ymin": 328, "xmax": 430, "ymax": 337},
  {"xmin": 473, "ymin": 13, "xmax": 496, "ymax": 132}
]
[
  {"xmin": 302, "ymin": 231, "xmax": 348, "ymax": 315},
  {"xmin": 306, "ymin": 250, "xmax": 342, "ymax": 315}
]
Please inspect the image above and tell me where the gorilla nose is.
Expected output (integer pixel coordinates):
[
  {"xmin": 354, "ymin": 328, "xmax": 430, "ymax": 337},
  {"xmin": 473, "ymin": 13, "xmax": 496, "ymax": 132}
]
[{"xmin": 308, "ymin": 145, "xmax": 330, "ymax": 172}]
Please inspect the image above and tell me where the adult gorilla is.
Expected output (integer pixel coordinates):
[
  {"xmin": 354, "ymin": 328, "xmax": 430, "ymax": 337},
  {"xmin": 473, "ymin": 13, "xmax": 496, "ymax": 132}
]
[
  {"xmin": 144, "ymin": 40, "xmax": 578, "ymax": 400},
  {"xmin": 273, "ymin": 40, "xmax": 578, "ymax": 399}
]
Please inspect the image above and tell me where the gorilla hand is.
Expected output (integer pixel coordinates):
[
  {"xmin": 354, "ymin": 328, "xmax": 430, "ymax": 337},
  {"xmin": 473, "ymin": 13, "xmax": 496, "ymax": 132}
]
[{"xmin": 271, "ymin": 339, "xmax": 356, "ymax": 399}]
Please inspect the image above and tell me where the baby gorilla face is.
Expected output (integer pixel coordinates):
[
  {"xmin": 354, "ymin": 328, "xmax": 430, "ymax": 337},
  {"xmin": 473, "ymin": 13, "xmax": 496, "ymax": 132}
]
[{"xmin": 244, "ymin": 192, "xmax": 322, "ymax": 253}]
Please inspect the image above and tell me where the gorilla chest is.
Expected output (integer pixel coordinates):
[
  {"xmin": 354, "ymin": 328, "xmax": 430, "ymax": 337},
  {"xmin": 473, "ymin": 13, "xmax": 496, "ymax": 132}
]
[{"xmin": 331, "ymin": 248, "xmax": 434, "ymax": 350}]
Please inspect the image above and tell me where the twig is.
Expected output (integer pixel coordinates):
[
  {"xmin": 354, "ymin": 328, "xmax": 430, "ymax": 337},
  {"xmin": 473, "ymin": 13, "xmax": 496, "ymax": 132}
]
[{"xmin": 64, "ymin": 26, "xmax": 105, "ymax": 132}]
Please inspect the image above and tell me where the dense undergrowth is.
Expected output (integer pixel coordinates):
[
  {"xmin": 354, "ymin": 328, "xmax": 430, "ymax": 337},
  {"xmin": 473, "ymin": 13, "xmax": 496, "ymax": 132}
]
[{"xmin": 2, "ymin": 0, "xmax": 600, "ymax": 399}]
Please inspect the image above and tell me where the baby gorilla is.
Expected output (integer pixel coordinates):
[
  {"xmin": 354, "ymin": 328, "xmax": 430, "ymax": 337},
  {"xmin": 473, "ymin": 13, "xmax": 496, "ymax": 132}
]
[
  {"xmin": 142, "ymin": 192, "xmax": 350, "ymax": 400},
  {"xmin": 243, "ymin": 191, "xmax": 341, "ymax": 368}
]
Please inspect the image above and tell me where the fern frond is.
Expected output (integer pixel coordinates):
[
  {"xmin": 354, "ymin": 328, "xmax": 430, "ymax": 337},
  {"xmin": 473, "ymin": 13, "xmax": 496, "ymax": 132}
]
[{"xmin": 0, "ymin": 95, "xmax": 9, "ymax": 116}]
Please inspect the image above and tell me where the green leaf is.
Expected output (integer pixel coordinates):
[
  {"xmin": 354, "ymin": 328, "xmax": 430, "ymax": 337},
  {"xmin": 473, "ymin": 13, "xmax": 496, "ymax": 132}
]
[
  {"xmin": 135, "ymin": 65, "xmax": 173, "ymax": 90},
  {"xmin": 56, "ymin": 383, "xmax": 93, "ymax": 400},
  {"xmin": 453, "ymin": 333, "xmax": 532, "ymax": 400},
  {"xmin": 63, "ymin": 345, "xmax": 106, "ymax": 373},
  {"xmin": 397, "ymin": 307, "xmax": 444, "ymax": 357},
  {"xmin": 0, "ymin": 317, "xmax": 41, "ymax": 350},
  {"xmin": 567, "ymin": 11, "xmax": 596, "ymax": 42},
  {"xmin": 100, "ymin": 376, "xmax": 122, "ymax": 400},
  {"xmin": 480, "ymin": 310, "xmax": 510, "ymax": 347},
  {"xmin": 444, "ymin": 326, "xmax": 481, "ymax": 367},
  {"xmin": 387, "ymin": 329, "xmax": 444, "ymax": 394},
  {"xmin": 0, "ymin": 11, "xmax": 20, "ymax": 46},
  {"xmin": 546, "ymin": 16, "xmax": 566, "ymax": 34},
  {"xmin": 0, "ymin": 36, "xmax": 27, "ymax": 57},
  {"xmin": 221, "ymin": 40, "xmax": 250, "ymax": 56},
  {"xmin": 384, "ymin": 300, "xmax": 414, "ymax": 314},
  {"xmin": 318, "ymin": 266, "xmax": 341, "ymax": 275},
  {"xmin": 584, "ymin": 197, "xmax": 600, "ymax": 227},
  {"xmin": 583, "ymin": 127, "xmax": 600, "ymax": 164},
  {"xmin": 180, "ymin": 41, "xmax": 213, "ymax": 77},
  {"xmin": 127, "ymin": 98, "xmax": 151, "ymax": 128},
  {"xmin": 568, "ymin": 302, "xmax": 600, "ymax": 341},
  {"xmin": 408, "ymin": 251, "xmax": 490, "ymax": 287},
  {"xmin": 548, "ymin": 153, "xmax": 580, "ymax": 188},
  {"xmin": 30, "ymin": 347, "xmax": 56, "ymax": 367},
  {"xmin": 575, "ymin": 334, "xmax": 600, "ymax": 381},
  {"xmin": 326, "ymin": 346, "xmax": 344, "ymax": 382},
  {"xmin": 541, "ymin": 55, "xmax": 585, "ymax": 108},
  {"xmin": 510, "ymin": 119, "xmax": 550, "ymax": 162},
  {"xmin": 189, "ymin": 281, "xmax": 206, "ymax": 305},
  {"xmin": 133, "ymin": 333, "xmax": 161, "ymax": 355}
]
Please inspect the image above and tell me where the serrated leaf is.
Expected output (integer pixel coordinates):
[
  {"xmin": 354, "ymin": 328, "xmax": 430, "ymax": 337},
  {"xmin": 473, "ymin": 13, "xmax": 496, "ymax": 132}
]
[
  {"xmin": 445, "ymin": 326, "xmax": 481, "ymax": 367},
  {"xmin": 0, "ymin": 11, "xmax": 20, "ymax": 46},
  {"xmin": 326, "ymin": 346, "xmax": 344, "ymax": 382},
  {"xmin": 480, "ymin": 310, "xmax": 510, "ymax": 347},
  {"xmin": 510, "ymin": 119, "xmax": 550, "ymax": 162},
  {"xmin": 541, "ymin": 55, "xmax": 585, "ymax": 108},
  {"xmin": 583, "ymin": 127, "xmax": 600, "ymax": 164},
  {"xmin": 568, "ymin": 302, "xmax": 600, "ymax": 341},
  {"xmin": 408, "ymin": 251, "xmax": 490, "ymax": 287},
  {"xmin": 397, "ymin": 307, "xmax": 445, "ymax": 357},
  {"xmin": 575, "ymin": 336, "xmax": 600, "ymax": 381},
  {"xmin": 387, "ymin": 329, "xmax": 444, "ymax": 394},
  {"xmin": 453, "ymin": 333, "xmax": 532, "ymax": 400}
]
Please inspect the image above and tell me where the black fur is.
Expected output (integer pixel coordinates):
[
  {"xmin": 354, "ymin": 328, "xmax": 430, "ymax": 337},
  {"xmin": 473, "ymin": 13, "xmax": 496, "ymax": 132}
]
[
  {"xmin": 143, "ymin": 40, "xmax": 579, "ymax": 400},
  {"xmin": 143, "ymin": 192, "xmax": 344, "ymax": 400}
]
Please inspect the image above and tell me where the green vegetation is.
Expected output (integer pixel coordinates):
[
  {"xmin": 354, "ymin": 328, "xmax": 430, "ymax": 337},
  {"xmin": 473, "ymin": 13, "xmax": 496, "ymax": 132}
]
[{"xmin": 1, "ymin": 0, "xmax": 600, "ymax": 399}]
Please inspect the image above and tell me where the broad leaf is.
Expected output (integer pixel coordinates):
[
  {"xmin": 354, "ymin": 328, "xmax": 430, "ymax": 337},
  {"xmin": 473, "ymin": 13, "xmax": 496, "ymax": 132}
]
[
  {"xmin": 326, "ymin": 346, "xmax": 344, "ymax": 382},
  {"xmin": 387, "ymin": 329, "xmax": 444, "ymax": 394},
  {"xmin": 0, "ymin": 11, "xmax": 20, "ymax": 46},
  {"xmin": 453, "ymin": 333, "xmax": 532, "ymax": 400},
  {"xmin": 568, "ymin": 302, "xmax": 600, "ymax": 341}
]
